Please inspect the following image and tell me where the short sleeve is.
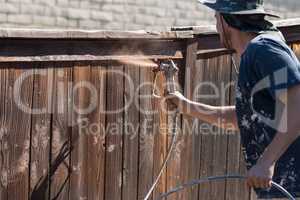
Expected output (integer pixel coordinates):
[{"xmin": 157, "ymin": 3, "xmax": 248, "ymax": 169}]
[{"xmin": 253, "ymin": 43, "xmax": 300, "ymax": 99}]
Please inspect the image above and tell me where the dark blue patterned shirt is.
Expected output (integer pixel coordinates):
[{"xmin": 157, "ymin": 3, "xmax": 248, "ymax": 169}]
[{"xmin": 235, "ymin": 32, "xmax": 300, "ymax": 198}]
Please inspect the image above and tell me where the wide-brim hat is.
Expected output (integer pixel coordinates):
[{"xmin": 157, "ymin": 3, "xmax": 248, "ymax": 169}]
[{"xmin": 197, "ymin": 0, "xmax": 280, "ymax": 18}]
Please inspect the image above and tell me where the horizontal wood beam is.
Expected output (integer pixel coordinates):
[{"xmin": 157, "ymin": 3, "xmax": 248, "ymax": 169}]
[
  {"xmin": 0, "ymin": 39, "xmax": 185, "ymax": 62},
  {"xmin": 0, "ymin": 55, "xmax": 184, "ymax": 63},
  {"xmin": 0, "ymin": 28, "xmax": 194, "ymax": 39},
  {"xmin": 197, "ymin": 48, "xmax": 235, "ymax": 59}
]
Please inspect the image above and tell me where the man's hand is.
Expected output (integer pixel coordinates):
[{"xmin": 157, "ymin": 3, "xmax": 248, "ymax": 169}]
[{"xmin": 246, "ymin": 160, "xmax": 275, "ymax": 189}]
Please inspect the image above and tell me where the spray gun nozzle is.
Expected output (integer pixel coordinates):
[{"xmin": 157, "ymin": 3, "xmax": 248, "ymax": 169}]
[{"xmin": 153, "ymin": 59, "xmax": 179, "ymax": 73}]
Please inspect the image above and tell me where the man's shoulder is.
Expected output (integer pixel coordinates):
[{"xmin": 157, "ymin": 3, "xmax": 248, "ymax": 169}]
[{"xmin": 244, "ymin": 32, "xmax": 289, "ymax": 58}]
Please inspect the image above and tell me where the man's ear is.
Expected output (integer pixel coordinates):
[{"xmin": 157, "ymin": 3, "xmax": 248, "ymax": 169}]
[
  {"xmin": 221, "ymin": 16, "xmax": 236, "ymax": 37},
  {"xmin": 220, "ymin": 15, "xmax": 230, "ymax": 31}
]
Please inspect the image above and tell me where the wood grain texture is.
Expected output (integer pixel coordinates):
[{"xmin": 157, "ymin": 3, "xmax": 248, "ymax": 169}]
[
  {"xmin": 0, "ymin": 28, "xmax": 193, "ymax": 39},
  {"xmin": 166, "ymin": 64, "xmax": 183, "ymax": 200},
  {"xmin": 197, "ymin": 58, "xmax": 216, "ymax": 200},
  {"xmin": 50, "ymin": 64, "xmax": 73, "ymax": 200},
  {"xmin": 210, "ymin": 55, "xmax": 231, "ymax": 200},
  {"xmin": 69, "ymin": 63, "xmax": 90, "ymax": 200},
  {"xmin": 122, "ymin": 64, "xmax": 139, "ymax": 200},
  {"xmin": 87, "ymin": 63, "xmax": 107, "ymax": 200},
  {"xmin": 104, "ymin": 65, "xmax": 124, "ymax": 200},
  {"xmin": 152, "ymin": 72, "xmax": 168, "ymax": 200},
  {"xmin": 29, "ymin": 64, "xmax": 54, "ymax": 200},
  {"xmin": 0, "ymin": 66, "xmax": 9, "ymax": 200},
  {"xmin": 181, "ymin": 39, "xmax": 201, "ymax": 200},
  {"xmin": 7, "ymin": 65, "xmax": 34, "ymax": 200},
  {"xmin": 138, "ymin": 66, "xmax": 155, "ymax": 200}
]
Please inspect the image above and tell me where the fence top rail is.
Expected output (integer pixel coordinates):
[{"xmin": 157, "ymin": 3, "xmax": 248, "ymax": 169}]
[
  {"xmin": 0, "ymin": 29, "xmax": 194, "ymax": 40},
  {"xmin": 0, "ymin": 18, "xmax": 299, "ymax": 40}
]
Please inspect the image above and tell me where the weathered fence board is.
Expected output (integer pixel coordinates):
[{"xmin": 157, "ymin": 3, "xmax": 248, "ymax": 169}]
[
  {"xmin": 8, "ymin": 66, "xmax": 33, "ymax": 200},
  {"xmin": 138, "ymin": 67, "xmax": 155, "ymax": 200},
  {"xmin": 69, "ymin": 64, "xmax": 91, "ymax": 200},
  {"xmin": 0, "ymin": 67, "xmax": 9, "ymax": 200},
  {"xmin": 210, "ymin": 55, "xmax": 232, "ymax": 200},
  {"xmin": 152, "ymin": 72, "xmax": 168, "ymax": 200},
  {"xmin": 181, "ymin": 38, "xmax": 201, "ymax": 200},
  {"xmin": 122, "ymin": 65, "xmax": 139, "ymax": 200},
  {"xmin": 166, "ymin": 62, "xmax": 183, "ymax": 200},
  {"xmin": 30, "ymin": 65, "xmax": 54, "ymax": 200},
  {"xmin": 50, "ymin": 65, "xmax": 72, "ymax": 200},
  {"xmin": 87, "ymin": 63, "xmax": 106, "ymax": 200},
  {"xmin": 104, "ymin": 65, "xmax": 124, "ymax": 200}
]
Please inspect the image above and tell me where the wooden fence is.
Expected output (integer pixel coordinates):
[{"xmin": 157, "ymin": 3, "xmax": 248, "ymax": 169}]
[{"xmin": 0, "ymin": 18, "xmax": 300, "ymax": 200}]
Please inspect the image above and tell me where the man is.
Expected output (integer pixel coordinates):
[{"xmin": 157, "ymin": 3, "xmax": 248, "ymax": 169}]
[{"xmin": 167, "ymin": 0, "xmax": 300, "ymax": 198}]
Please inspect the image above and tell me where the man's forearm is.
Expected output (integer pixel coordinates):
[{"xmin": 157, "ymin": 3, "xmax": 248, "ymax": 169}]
[
  {"xmin": 258, "ymin": 130, "xmax": 299, "ymax": 166},
  {"xmin": 258, "ymin": 85, "xmax": 300, "ymax": 166},
  {"xmin": 258, "ymin": 108, "xmax": 300, "ymax": 166},
  {"xmin": 179, "ymin": 99, "xmax": 239, "ymax": 131}
]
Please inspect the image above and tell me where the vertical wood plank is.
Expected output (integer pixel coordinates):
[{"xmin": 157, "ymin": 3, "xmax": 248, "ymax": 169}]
[
  {"xmin": 69, "ymin": 63, "xmax": 90, "ymax": 200},
  {"xmin": 50, "ymin": 64, "xmax": 73, "ymax": 200},
  {"xmin": 87, "ymin": 63, "xmax": 106, "ymax": 200},
  {"xmin": 153, "ymin": 72, "xmax": 168, "ymax": 200},
  {"xmin": 166, "ymin": 64, "xmax": 183, "ymax": 200},
  {"xmin": 104, "ymin": 65, "xmax": 124, "ymax": 200},
  {"xmin": 122, "ymin": 65, "xmax": 139, "ymax": 200},
  {"xmin": 7, "ymin": 65, "xmax": 34, "ymax": 200},
  {"xmin": 30, "ymin": 64, "xmax": 54, "ymax": 199},
  {"xmin": 181, "ymin": 39, "xmax": 201, "ymax": 200},
  {"xmin": 0, "ymin": 66, "xmax": 9, "ymax": 200},
  {"xmin": 138, "ymin": 66, "xmax": 154, "ymax": 200},
  {"xmin": 197, "ymin": 58, "xmax": 216, "ymax": 200},
  {"xmin": 210, "ymin": 55, "xmax": 231, "ymax": 200}
]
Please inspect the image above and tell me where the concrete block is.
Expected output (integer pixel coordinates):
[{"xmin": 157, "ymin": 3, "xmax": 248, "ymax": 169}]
[
  {"xmin": 0, "ymin": 3, "xmax": 19, "ymax": 13},
  {"xmin": 33, "ymin": 15, "xmax": 56, "ymax": 26},
  {"xmin": 20, "ymin": 4, "xmax": 45, "ymax": 15},
  {"xmin": 7, "ymin": 14, "xmax": 32, "ymax": 24},
  {"xmin": 91, "ymin": 10, "xmax": 112, "ymax": 21},
  {"xmin": 66, "ymin": 8, "xmax": 90, "ymax": 20}
]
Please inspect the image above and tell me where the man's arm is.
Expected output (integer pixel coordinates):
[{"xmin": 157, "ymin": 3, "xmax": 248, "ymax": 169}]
[
  {"xmin": 247, "ymin": 84, "xmax": 300, "ymax": 189},
  {"xmin": 167, "ymin": 91, "xmax": 239, "ymax": 131}
]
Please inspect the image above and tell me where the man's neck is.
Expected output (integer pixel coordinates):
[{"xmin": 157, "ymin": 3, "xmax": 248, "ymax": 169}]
[{"xmin": 231, "ymin": 31, "xmax": 258, "ymax": 57}]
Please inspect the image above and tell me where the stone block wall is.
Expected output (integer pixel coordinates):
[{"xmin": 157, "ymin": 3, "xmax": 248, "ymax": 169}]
[{"xmin": 0, "ymin": 0, "xmax": 298, "ymax": 30}]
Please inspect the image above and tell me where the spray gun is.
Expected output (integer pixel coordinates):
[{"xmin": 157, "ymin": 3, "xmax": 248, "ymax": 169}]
[
  {"xmin": 155, "ymin": 59, "xmax": 179, "ymax": 93},
  {"xmin": 152, "ymin": 59, "xmax": 179, "ymax": 100}
]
